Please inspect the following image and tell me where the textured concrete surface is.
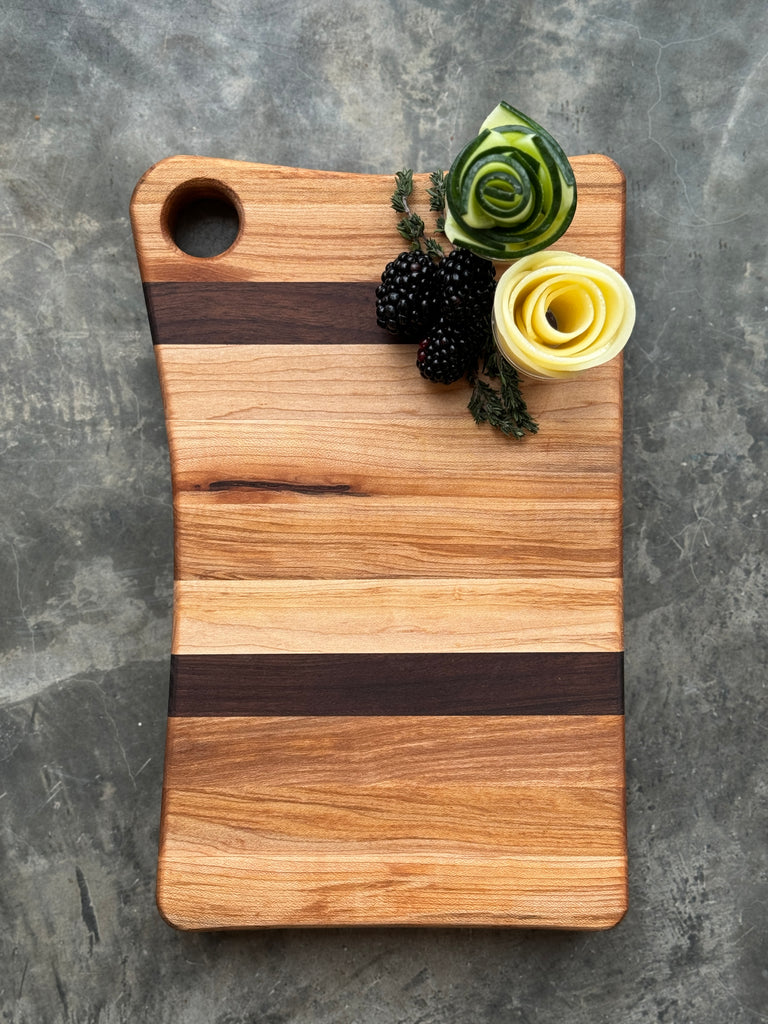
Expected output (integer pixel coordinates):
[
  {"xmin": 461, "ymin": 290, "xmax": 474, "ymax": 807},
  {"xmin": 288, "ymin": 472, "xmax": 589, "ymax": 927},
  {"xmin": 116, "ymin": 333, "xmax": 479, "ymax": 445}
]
[{"xmin": 2, "ymin": 1, "xmax": 766, "ymax": 1021}]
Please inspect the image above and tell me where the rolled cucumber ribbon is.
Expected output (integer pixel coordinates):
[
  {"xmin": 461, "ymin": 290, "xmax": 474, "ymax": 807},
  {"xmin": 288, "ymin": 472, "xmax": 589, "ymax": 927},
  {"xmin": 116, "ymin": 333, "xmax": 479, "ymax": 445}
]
[
  {"xmin": 492, "ymin": 251, "xmax": 636, "ymax": 379},
  {"xmin": 444, "ymin": 102, "xmax": 577, "ymax": 260}
]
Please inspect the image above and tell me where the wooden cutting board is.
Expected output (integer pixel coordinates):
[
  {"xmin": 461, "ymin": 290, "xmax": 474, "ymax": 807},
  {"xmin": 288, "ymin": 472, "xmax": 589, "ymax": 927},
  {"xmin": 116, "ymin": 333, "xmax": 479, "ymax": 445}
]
[{"xmin": 130, "ymin": 154, "xmax": 628, "ymax": 930}]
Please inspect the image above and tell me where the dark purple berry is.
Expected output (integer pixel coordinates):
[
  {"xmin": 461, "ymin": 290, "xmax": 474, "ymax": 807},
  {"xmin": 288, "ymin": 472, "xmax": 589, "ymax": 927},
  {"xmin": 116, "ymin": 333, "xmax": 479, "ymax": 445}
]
[
  {"xmin": 417, "ymin": 318, "xmax": 476, "ymax": 384},
  {"xmin": 375, "ymin": 250, "xmax": 439, "ymax": 338},
  {"xmin": 435, "ymin": 247, "xmax": 496, "ymax": 339}
]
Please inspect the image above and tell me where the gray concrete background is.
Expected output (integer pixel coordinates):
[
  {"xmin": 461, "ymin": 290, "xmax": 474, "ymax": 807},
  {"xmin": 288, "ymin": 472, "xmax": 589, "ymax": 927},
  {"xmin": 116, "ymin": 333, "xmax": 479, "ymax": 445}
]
[{"xmin": 1, "ymin": 1, "xmax": 766, "ymax": 1021}]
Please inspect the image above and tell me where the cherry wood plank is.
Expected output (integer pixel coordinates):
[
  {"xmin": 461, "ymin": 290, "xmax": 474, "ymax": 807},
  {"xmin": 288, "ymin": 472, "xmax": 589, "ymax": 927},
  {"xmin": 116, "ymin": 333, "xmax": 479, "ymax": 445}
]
[
  {"xmin": 157, "ymin": 714, "xmax": 626, "ymax": 928},
  {"xmin": 172, "ymin": 492, "xmax": 621, "ymax": 580},
  {"xmin": 158, "ymin": 848, "xmax": 627, "ymax": 929},
  {"xmin": 166, "ymin": 418, "xmax": 621, "ymax": 502},
  {"xmin": 163, "ymin": 785, "xmax": 625, "ymax": 851},
  {"xmin": 163, "ymin": 714, "xmax": 625, "ymax": 786},
  {"xmin": 131, "ymin": 155, "xmax": 625, "ymax": 283}
]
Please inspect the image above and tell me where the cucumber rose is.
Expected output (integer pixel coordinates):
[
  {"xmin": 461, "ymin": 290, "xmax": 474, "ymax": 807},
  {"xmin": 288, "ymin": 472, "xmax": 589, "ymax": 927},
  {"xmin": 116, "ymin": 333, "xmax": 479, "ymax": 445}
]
[
  {"xmin": 444, "ymin": 102, "xmax": 577, "ymax": 261},
  {"xmin": 492, "ymin": 251, "xmax": 636, "ymax": 379}
]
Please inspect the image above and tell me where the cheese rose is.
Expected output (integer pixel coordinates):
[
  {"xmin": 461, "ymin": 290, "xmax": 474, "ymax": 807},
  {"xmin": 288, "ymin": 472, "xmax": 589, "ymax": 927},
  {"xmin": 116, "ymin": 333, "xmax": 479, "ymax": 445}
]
[{"xmin": 492, "ymin": 251, "xmax": 635, "ymax": 379}]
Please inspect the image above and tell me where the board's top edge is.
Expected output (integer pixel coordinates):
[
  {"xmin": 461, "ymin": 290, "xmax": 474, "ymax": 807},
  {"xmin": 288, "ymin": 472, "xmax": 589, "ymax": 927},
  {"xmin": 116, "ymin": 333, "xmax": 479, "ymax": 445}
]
[
  {"xmin": 130, "ymin": 154, "xmax": 626, "ymax": 285},
  {"xmin": 131, "ymin": 152, "xmax": 625, "ymax": 204}
]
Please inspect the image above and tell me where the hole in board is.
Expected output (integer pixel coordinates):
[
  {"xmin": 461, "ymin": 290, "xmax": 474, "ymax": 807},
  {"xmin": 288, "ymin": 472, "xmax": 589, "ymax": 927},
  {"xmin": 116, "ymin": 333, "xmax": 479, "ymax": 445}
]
[{"xmin": 164, "ymin": 181, "xmax": 241, "ymax": 258}]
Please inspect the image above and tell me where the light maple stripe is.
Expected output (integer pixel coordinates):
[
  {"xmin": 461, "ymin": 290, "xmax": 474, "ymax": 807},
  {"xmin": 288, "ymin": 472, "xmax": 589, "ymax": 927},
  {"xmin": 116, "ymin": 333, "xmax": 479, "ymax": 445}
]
[
  {"xmin": 154, "ymin": 343, "xmax": 620, "ymax": 423},
  {"xmin": 165, "ymin": 418, "xmax": 621, "ymax": 500},
  {"xmin": 171, "ymin": 577, "xmax": 623, "ymax": 655}
]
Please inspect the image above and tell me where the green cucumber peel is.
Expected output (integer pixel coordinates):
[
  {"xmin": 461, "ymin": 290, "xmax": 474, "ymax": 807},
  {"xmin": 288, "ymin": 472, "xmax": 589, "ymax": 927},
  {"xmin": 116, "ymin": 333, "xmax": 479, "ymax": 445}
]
[{"xmin": 445, "ymin": 103, "xmax": 577, "ymax": 261}]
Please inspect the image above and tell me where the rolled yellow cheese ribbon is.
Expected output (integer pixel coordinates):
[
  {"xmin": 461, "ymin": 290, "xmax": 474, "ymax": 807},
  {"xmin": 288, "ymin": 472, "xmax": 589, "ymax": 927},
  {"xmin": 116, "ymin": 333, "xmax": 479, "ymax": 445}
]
[{"xmin": 492, "ymin": 251, "xmax": 636, "ymax": 379}]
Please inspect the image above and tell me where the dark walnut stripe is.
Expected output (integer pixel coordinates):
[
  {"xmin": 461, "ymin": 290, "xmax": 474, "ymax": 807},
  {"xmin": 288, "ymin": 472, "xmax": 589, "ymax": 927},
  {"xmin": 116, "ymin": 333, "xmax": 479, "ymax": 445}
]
[
  {"xmin": 144, "ymin": 282, "xmax": 397, "ymax": 345},
  {"xmin": 169, "ymin": 652, "xmax": 624, "ymax": 717}
]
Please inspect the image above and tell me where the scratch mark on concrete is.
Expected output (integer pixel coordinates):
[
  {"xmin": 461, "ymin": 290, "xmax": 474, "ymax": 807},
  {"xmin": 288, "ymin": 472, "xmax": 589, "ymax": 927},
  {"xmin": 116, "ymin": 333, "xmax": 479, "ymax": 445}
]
[
  {"xmin": 75, "ymin": 864, "xmax": 101, "ymax": 949},
  {"xmin": 52, "ymin": 963, "xmax": 69, "ymax": 1016},
  {"xmin": 17, "ymin": 958, "xmax": 29, "ymax": 1000}
]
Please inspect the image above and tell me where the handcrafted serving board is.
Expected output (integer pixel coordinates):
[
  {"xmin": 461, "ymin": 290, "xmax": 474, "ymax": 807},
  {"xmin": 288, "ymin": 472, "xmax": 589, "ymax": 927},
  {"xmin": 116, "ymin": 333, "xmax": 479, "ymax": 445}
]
[{"xmin": 130, "ymin": 153, "xmax": 628, "ymax": 930}]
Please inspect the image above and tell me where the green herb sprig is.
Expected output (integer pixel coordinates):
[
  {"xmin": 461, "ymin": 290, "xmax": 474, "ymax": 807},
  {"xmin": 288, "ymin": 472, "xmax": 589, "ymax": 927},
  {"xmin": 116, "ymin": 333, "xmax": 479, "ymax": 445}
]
[
  {"xmin": 427, "ymin": 169, "xmax": 446, "ymax": 214},
  {"xmin": 390, "ymin": 169, "xmax": 413, "ymax": 213},
  {"xmin": 468, "ymin": 334, "xmax": 539, "ymax": 439},
  {"xmin": 391, "ymin": 168, "xmax": 444, "ymax": 258}
]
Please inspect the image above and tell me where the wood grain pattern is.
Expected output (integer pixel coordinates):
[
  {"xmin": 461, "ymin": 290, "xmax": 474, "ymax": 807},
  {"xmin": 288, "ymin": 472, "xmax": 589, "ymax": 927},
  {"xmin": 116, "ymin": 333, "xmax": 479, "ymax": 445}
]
[
  {"xmin": 172, "ymin": 492, "xmax": 621, "ymax": 580},
  {"xmin": 158, "ymin": 853, "xmax": 627, "ymax": 930},
  {"xmin": 131, "ymin": 154, "xmax": 625, "ymax": 282},
  {"xmin": 130, "ymin": 153, "xmax": 629, "ymax": 929},
  {"xmin": 163, "ymin": 715, "xmax": 623, "ymax": 791},
  {"xmin": 166, "ymin": 417, "xmax": 621, "ymax": 500},
  {"xmin": 154, "ymin": 343, "xmax": 620, "ymax": 422},
  {"xmin": 172, "ymin": 577, "xmax": 623, "ymax": 654},
  {"xmin": 158, "ymin": 715, "xmax": 626, "ymax": 928}
]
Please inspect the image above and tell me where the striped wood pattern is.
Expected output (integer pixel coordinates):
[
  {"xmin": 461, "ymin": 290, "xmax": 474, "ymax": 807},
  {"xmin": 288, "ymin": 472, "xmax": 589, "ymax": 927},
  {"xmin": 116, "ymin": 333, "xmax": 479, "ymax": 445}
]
[{"xmin": 130, "ymin": 154, "xmax": 628, "ymax": 929}]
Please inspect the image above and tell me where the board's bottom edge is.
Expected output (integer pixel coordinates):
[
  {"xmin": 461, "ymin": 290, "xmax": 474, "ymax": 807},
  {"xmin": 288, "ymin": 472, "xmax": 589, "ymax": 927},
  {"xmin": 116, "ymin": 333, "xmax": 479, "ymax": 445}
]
[{"xmin": 155, "ymin": 886, "xmax": 629, "ymax": 932}]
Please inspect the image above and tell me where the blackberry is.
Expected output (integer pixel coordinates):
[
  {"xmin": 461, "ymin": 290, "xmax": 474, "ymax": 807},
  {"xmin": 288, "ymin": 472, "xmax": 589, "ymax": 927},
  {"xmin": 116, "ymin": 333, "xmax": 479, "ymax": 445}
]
[
  {"xmin": 376, "ymin": 250, "xmax": 438, "ymax": 338},
  {"xmin": 416, "ymin": 318, "xmax": 476, "ymax": 384},
  {"xmin": 435, "ymin": 246, "xmax": 497, "ymax": 337}
]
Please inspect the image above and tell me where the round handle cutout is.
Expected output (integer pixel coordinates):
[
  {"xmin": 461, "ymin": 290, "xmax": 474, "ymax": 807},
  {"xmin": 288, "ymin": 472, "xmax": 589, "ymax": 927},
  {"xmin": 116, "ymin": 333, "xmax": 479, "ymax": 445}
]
[{"xmin": 163, "ymin": 179, "xmax": 242, "ymax": 258}]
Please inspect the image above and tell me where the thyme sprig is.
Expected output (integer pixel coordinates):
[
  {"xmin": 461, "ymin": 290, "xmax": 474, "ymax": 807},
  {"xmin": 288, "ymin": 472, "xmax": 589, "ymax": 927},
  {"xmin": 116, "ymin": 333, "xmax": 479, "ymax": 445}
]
[
  {"xmin": 467, "ymin": 332, "xmax": 539, "ymax": 439},
  {"xmin": 396, "ymin": 212, "xmax": 426, "ymax": 248},
  {"xmin": 390, "ymin": 168, "xmax": 444, "ymax": 257},
  {"xmin": 423, "ymin": 235, "xmax": 445, "ymax": 260},
  {"xmin": 390, "ymin": 169, "xmax": 414, "ymax": 213},
  {"xmin": 427, "ymin": 169, "xmax": 446, "ymax": 214},
  {"xmin": 427, "ymin": 169, "xmax": 447, "ymax": 236}
]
